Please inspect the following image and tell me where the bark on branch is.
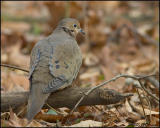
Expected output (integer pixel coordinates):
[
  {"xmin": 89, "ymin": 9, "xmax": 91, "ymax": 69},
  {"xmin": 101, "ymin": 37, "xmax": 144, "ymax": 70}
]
[{"xmin": 1, "ymin": 86, "xmax": 133, "ymax": 112}]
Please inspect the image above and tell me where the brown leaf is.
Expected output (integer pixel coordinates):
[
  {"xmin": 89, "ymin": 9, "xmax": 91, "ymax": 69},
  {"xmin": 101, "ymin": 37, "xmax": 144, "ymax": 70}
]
[
  {"xmin": 8, "ymin": 43, "xmax": 30, "ymax": 68},
  {"xmin": 9, "ymin": 108, "xmax": 28, "ymax": 127},
  {"xmin": 26, "ymin": 120, "xmax": 45, "ymax": 127},
  {"xmin": 1, "ymin": 70, "xmax": 29, "ymax": 92},
  {"xmin": 131, "ymin": 59, "xmax": 158, "ymax": 74},
  {"xmin": 2, "ymin": 22, "xmax": 31, "ymax": 33},
  {"xmin": 69, "ymin": 120, "xmax": 102, "ymax": 127},
  {"xmin": 35, "ymin": 112, "xmax": 63, "ymax": 123},
  {"xmin": 150, "ymin": 116, "xmax": 159, "ymax": 126},
  {"xmin": 83, "ymin": 53, "xmax": 99, "ymax": 67}
]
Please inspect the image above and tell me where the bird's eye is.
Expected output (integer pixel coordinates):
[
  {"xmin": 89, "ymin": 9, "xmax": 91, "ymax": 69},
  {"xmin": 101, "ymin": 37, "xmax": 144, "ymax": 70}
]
[{"xmin": 73, "ymin": 24, "xmax": 77, "ymax": 28}]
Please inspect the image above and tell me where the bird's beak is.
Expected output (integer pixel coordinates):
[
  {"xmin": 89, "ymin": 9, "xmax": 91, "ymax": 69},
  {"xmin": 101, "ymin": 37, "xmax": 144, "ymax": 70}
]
[{"xmin": 79, "ymin": 29, "xmax": 85, "ymax": 35}]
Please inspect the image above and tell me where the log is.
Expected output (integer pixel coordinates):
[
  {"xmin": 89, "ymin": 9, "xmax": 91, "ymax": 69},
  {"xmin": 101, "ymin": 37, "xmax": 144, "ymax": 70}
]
[{"xmin": 1, "ymin": 86, "xmax": 133, "ymax": 112}]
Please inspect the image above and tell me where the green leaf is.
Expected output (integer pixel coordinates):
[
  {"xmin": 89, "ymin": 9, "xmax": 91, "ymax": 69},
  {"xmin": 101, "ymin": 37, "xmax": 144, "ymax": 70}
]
[
  {"xmin": 84, "ymin": 113, "xmax": 90, "ymax": 118},
  {"xmin": 126, "ymin": 124, "xmax": 135, "ymax": 127},
  {"xmin": 46, "ymin": 109, "xmax": 58, "ymax": 115},
  {"xmin": 75, "ymin": 118, "xmax": 82, "ymax": 123},
  {"xmin": 99, "ymin": 74, "xmax": 105, "ymax": 80},
  {"xmin": 31, "ymin": 23, "xmax": 42, "ymax": 35}
]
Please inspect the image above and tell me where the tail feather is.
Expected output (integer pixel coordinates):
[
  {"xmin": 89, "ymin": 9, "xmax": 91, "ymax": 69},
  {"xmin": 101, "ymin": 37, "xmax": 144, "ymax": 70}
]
[{"xmin": 27, "ymin": 83, "xmax": 50, "ymax": 121}]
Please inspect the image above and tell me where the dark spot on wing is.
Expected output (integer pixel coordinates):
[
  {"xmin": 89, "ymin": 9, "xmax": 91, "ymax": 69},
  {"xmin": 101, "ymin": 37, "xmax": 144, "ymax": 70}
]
[
  {"xmin": 56, "ymin": 65, "xmax": 60, "ymax": 69},
  {"xmin": 55, "ymin": 60, "xmax": 59, "ymax": 64},
  {"xmin": 64, "ymin": 62, "xmax": 69, "ymax": 69}
]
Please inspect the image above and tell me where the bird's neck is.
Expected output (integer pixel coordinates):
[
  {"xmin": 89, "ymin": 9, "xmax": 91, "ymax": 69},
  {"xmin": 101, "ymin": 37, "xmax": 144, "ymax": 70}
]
[{"xmin": 55, "ymin": 26, "xmax": 76, "ymax": 38}]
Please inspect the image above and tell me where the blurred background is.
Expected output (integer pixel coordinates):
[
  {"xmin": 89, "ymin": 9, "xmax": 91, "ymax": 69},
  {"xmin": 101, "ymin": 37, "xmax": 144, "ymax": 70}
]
[{"xmin": 1, "ymin": 1, "xmax": 159, "ymax": 127}]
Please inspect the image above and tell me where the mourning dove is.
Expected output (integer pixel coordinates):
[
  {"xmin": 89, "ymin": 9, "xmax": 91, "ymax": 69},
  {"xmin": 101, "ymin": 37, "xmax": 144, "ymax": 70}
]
[{"xmin": 27, "ymin": 18, "xmax": 84, "ymax": 121}]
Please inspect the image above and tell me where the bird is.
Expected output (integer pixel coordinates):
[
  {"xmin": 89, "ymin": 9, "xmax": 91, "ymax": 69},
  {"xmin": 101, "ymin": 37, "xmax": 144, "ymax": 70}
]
[{"xmin": 27, "ymin": 18, "xmax": 84, "ymax": 121}]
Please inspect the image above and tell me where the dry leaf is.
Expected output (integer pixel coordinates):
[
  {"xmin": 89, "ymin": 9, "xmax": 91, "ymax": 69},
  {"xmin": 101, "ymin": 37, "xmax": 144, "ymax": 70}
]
[
  {"xmin": 84, "ymin": 53, "xmax": 99, "ymax": 66},
  {"xmin": 35, "ymin": 112, "xmax": 63, "ymax": 123},
  {"xmin": 125, "ymin": 100, "xmax": 133, "ymax": 113},
  {"xmin": 9, "ymin": 108, "xmax": 28, "ymax": 127},
  {"xmin": 2, "ymin": 22, "xmax": 31, "ymax": 33},
  {"xmin": 131, "ymin": 59, "xmax": 157, "ymax": 74},
  {"xmin": 150, "ymin": 116, "xmax": 159, "ymax": 126},
  {"xmin": 79, "ymin": 68, "xmax": 100, "ymax": 80},
  {"xmin": 26, "ymin": 120, "xmax": 45, "ymax": 127},
  {"xmin": 69, "ymin": 120, "xmax": 102, "ymax": 127}
]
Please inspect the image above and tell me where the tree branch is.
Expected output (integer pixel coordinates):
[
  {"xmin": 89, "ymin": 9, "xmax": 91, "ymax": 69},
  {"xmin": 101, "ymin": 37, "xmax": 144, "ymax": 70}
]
[
  {"xmin": 1, "ymin": 86, "xmax": 133, "ymax": 112},
  {"xmin": 70, "ymin": 74, "xmax": 159, "ymax": 114}
]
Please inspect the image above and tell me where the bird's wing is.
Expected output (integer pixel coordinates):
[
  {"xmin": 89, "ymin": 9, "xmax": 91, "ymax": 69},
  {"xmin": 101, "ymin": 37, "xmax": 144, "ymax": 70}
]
[
  {"xmin": 43, "ymin": 39, "xmax": 82, "ymax": 93},
  {"xmin": 28, "ymin": 45, "xmax": 40, "ymax": 80},
  {"xmin": 28, "ymin": 38, "xmax": 53, "ymax": 81}
]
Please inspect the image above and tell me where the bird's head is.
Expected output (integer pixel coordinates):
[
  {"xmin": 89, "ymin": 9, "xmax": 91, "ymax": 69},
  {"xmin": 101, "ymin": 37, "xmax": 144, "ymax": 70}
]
[{"xmin": 57, "ymin": 18, "xmax": 85, "ymax": 37}]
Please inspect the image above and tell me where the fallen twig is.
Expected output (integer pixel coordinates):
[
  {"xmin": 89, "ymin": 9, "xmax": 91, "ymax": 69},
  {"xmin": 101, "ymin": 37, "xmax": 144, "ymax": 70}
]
[
  {"xmin": 70, "ymin": 74, "xmax": 159, "ymax": 114},
  {"xmin": 144, "ymin": 76, "xmax": 159, "ymax": 89},
  {"xmin": 138, "ymin": 80, "xmax": 159, "ymax": 103},
  {"xmin": 143, "ymin": 96, "xmax": 152, "ymax": 123},
  {"xmin": 136, "ymin": 88, "xmax": 148, "ymax": 124},
  {"xmin": 108, "ymin": 24, "xmax": 158, "ymax": 47},
  {"xmin": 0, "ymin": 64, "xmax": 29, "ymax": 73}
]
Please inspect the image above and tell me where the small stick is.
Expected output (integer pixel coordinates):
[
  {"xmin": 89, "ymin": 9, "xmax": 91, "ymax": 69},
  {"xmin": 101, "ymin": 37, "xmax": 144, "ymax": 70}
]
[
  {"xmin": 136, "ymin": 88, "xmax": 148, "ymax": 124},
  {"xmin": 46, "ymin": 103, "xmax": 64, "ymax": 116},
  {"xmin": 143, "ymin": 96, "xmax": 152, "ymax": 123},
  {"xmin": 70, "ymin": 74, "xmax": 158, "ymax": 114},
  {"xmin": 138, "ymin": 80, "xmax": 159, "ymax": 102},
  {"xmin": 0, "ymin": 64, "xmax": 29, "ymax": 73}
]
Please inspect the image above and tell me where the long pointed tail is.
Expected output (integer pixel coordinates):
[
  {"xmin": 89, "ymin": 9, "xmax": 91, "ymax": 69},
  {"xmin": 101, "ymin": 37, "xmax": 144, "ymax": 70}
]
[{"xmin": 27, "ymin": 83, "xmax": 50, "ymax": 121}]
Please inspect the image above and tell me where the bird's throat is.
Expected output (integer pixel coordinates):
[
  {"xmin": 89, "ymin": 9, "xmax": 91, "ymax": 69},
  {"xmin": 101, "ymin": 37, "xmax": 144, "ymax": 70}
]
[{"xmin": 61, "ymin": 27, "xmax": 76, "ymax": 38}]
